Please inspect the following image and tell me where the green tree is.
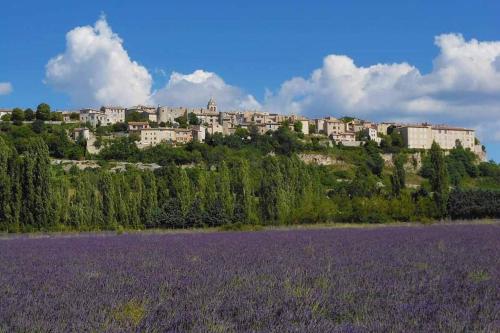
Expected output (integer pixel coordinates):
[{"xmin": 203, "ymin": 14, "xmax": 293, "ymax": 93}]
[
  {"xmin": 50, "ymin": 112, "xmax": 63, "ymax": 121},
  {"xmin": 347, "ymin": 164, "xmax": 379, "ymax": 197},
  {"xmin": 125, "ymin": 111, "xmax": 148, "ymax": 122},
  {"xmin": 11, "ymin": 108, "xmax": 25, "ymax": 125},
  {"xmin": 35, "ymin": 103, "xmax": 51, "ymax": 121},
  {"xmin": 364, "ymin": 141, "xmax": 384, "ymax": 177},
  {"xmin": 99, "ymin": 172, "xmax": 117, "ymax": 229},
  {"xmin": 293, "ymin": 121, "xmax": 303, "ymax": 133},
  {"xmin": 24, "ymin": 108, "xmax": 35, "ymax": 121},
  {"xmin": 19, "ymin": 138, "xmax": 51, "ymax": 230},
  {"xmin": 188, "ymin": 112, "xmax": 201, "ymax": 125},
  {"xmin": 175, "ymin": 115, "xmax": 188, "ymax": 128},
  {"xmin": 356, "ymin": 129, "xmax": 370, "ymax": 141},
  {"xmin": 391, "ymin": 154, "xmax": 406, "ymax": 196},
  {"xmin": 31, "ymin": 119, "xmax": 45, "ymax": 134},
  {"xmin": 429, "ymin": 141, "xmax": 449, "ymax": 218},
  {"xmin": 259, "ymin": 157, "xmax": 288, "ymax": 223},
  {"xmin": 217, "ymin": 161, "xmax": 234, "ymax": 223},
  {"xmin": 140, "ymin": 171, "xmax": 158, "ymax": 223},
  {"xmin": 231, "ymin": 159, "xmax": 257, "ymax": 224},
  {"xmin": 99, "ymin": 137, "xmax": 140, "ymax": 161},
  {"xmin": 0, "ymin": 137, "xmax": 14, "ymax": 229}
]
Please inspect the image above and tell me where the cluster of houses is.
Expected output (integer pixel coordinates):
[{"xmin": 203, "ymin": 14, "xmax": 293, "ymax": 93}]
[{"xmin": 0, "ymin": 100, "xmax": 482, "ymax": 156}]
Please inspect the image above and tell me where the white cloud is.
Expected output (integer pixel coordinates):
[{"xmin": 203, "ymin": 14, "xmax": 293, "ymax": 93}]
[
  {"xmin": 265, "ymin": 33, "xmax": 500, "ymax": 141},
  {"xmin": 45, "ymin": 17, "xmax": 259, "ymax": 112},
  {"xmin": 45, "ymin": 16, "xmax": 152, "ymax": 107},
  {"xmin": 152, "ymin": 69, "xmax": 261, "ymax": 110},
  {"xmin": 0, "ymin": 82, "xmax": 13, "ymax": 95}
]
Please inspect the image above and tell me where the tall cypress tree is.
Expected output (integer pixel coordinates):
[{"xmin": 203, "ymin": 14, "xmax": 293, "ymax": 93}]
[{"xmin": 429, "ymin": 142, "xmax": 449, "ymax": 218}]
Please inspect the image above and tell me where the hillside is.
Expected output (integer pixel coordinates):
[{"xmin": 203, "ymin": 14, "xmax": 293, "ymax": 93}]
[{"xmin": 1, "ymin": 121, "xmax": 500, "ymax": 232}]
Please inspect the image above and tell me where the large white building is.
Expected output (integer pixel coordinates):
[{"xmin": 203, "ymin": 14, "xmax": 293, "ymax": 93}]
[{"xmin": 396, "ymin": 124, "xmax": 475, "ymax": 150}]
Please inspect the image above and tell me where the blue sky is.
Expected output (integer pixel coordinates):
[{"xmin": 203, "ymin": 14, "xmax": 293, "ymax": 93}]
[{"xmin": 1, "ymin": 0, "xmax": 500, "ymax": 160}]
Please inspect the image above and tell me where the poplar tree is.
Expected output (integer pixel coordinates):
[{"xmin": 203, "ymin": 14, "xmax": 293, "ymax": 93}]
[
  {"xmin": 140, "ymin": 171, "xmax": 158, "ymax": 223},
  {"xmin": 20, "ymin": 138, "xmax": 51, "ymax": 230},
  {"xmin": 259, "ymin": 157, "xmax": 286, "ymax": 223},
  {"xmin": 217, "ymin": 161, "xmax": 234, "ymax": 223},
  {"xmin": 231, "ymin": 160, "xmax": 256, "ymax": 224},
  {"xmin": 99, "ymin": 172, "xmax": 117, "ymax": 229},
  {"xmin": 0, "ymin": 137, "xmax": 13, "ymax": 229}
]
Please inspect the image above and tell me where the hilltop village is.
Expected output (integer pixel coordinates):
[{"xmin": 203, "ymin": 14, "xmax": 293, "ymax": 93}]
[{"xmin": 0, "ymin": 98, "xmax": 485, "ymax": 159}]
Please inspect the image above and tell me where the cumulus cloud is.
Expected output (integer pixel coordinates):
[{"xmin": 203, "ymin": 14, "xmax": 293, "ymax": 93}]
[
  {"xmin": 265, "ymin": 33, "xmax": 500, "ymax": 140},
  {"xmin": 45, "ymin": 16, "xmax": 152, "ymax": 107},
  {"xmin": 152, "ymin": 69, "xmax": 261, "ymax": 110},
  {"xmin": 0, "ymin": 82, "xmax": 13, "ymax": 95},
  {"xmin": 45, "ymin": 17, "xmax": 259, "ymax": 111}
]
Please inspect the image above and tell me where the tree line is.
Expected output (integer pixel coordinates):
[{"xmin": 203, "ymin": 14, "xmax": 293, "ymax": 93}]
[{"xmin": 1, "ymin": 129, "xmax": 500, "ymax": 232}]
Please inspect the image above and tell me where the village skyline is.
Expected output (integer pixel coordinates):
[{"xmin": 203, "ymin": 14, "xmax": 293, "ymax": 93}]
[{"xmin": 1, "ymin": 1, "xmax": 500, "ymax": 160}]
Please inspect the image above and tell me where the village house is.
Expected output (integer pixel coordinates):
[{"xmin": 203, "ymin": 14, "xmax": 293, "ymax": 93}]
[
  {"xmin": 79, "ymin": 109, "xmax": 108, "ymax": 127},
  {"xmin": 191, "ymin": 125, "xmax": 206, "ymax": 142},
  {"xmin": 255, "ymin": 122, "xmax": 280, "ymax": 135},
  {"xmin": 174, "ymin": 128, "xmax": 194, "ymax": 144},
  {"xmin": 219, "ymin": 111, "xmax": 245, "ymax": 127},
  {"xmin": 345, "ymin": 119, "xmax": 364, "ymax": 133},
  {"xmin": 79, "ymin": 106, "xmax": 126, "ymax": 127},
  {"xmin": 368, "ymin": 128, "xmax": 382, "ymax": 144},
  {"xmin": 313, "ymin": 119, "xmax": 325, "ymax": 134},
  {"xmin": 100, "ymin": 106, "xmax": 126, "ymax": 123},
  {"xmin": 330, "ymin": 132, "xmax": 357, "ymax": 143},
  {"xmin": 323, "ymin": 117, "xmax": 345, "ymax": 136},
  {"xmin": 137, "ymin": 128, "xmax": 176, "ymax": 148},
  {"xmin": 206, "ymin": 123, "xmax": 224, "ymax": 135},
  {"xmin": 128, "ymin": 122, "xmax": 150, "ymax": 131},
  {"xmin": 376, "ymin": 122, "xmax": 396, "ymax": 135}
]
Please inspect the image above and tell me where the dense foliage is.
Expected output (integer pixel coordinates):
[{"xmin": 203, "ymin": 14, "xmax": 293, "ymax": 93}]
[
  {"xmin": 0, "ymin": 225, "xmax": 498, "ymax": 331},
  {"xmin": 448, "ymin": 189, "xmax": 500, "ymax": 219}
]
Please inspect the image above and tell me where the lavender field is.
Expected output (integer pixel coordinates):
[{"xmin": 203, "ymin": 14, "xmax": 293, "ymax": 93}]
[{"xmin": 0, "ymin": 224, "xmax": 499, "ymax": 332}]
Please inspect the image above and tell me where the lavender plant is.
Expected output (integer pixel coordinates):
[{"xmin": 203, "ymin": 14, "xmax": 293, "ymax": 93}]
[{"xmin": 0, "ymin": 224, "xmax": 498, "ymax": 332}]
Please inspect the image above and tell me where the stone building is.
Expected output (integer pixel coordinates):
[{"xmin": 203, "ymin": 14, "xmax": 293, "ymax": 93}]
[
  {"xmin": 137, "ymin": 128, "xmax": 176, "ymax": 148},
  {"xmin": 395, "ymin": 124, "xmax": 475, "ymax": 150}
]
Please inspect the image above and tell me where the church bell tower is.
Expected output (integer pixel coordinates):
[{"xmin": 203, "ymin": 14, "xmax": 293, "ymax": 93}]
[{"xmin": 207, "ymin": 97, "xmax": 217, "ymax": 113}]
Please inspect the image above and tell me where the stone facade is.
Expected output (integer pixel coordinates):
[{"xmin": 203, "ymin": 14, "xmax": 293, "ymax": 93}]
[{"xmin": 396, "ymin": 125, "xmax": 475, "ymax": 150}]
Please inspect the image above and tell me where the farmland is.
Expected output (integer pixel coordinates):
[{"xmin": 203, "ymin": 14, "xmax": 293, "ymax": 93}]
[{"xmin": 0, "ymin": 223, "xmax": 499, "ymax": 332}]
